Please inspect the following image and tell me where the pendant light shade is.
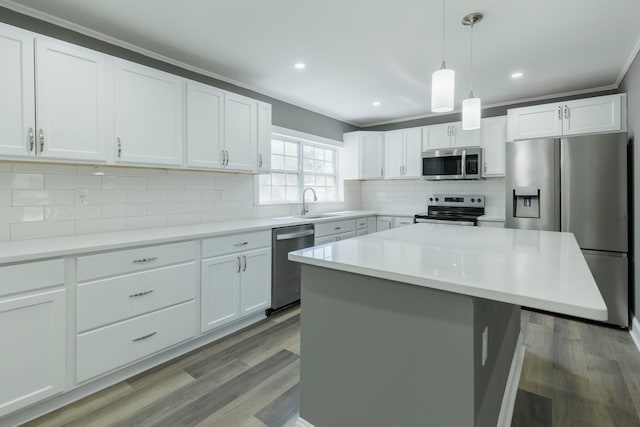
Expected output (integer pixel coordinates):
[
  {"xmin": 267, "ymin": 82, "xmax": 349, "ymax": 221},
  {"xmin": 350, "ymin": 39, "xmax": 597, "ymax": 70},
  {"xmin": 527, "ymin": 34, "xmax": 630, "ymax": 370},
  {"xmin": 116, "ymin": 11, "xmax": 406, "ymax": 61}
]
[
  {"xmin": 462, "ymin": 12, "xmax": 483, "ymax": 130},
  {"xmin": 431, "ymin": 66, "xmax": 455, "ymax": 113},
  {"xmin": 431, "ymin": 0, "xmax": 454, "ymax": 113},
  {"xmin": 462, "ymin": 95, "xmax": 481, "ymax": 130}
]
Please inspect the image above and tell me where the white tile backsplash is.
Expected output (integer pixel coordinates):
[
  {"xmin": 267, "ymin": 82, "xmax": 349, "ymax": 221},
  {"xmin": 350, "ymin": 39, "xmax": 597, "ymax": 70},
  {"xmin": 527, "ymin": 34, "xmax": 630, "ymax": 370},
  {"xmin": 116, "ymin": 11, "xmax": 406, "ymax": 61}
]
[{"xmin": 0, "ymin": 161, "xmax": 361, "ymax": 241}]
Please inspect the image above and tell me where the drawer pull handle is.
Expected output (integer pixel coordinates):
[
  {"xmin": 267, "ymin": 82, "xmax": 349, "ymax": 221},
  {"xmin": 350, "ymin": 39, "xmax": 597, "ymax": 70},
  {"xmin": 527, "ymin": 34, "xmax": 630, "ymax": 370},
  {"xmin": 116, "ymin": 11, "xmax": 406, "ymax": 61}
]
[
  {"xmin": 334, "ymin": 227, "xmax": 342, "ymax": 230},
  {"xmin": 129, "ymin": 290, "xmax": 154, "ymax": 298},
  {"xmin": 132, "ymin": 331, "xmax": 156, "ymax": 342},
  {"xmin": 133, "ymin": 257, "xmax": 158, "ymax": 263},
  {"xmin": 233, "ymin": 242, "xmax": 249, "ymax": 247}
]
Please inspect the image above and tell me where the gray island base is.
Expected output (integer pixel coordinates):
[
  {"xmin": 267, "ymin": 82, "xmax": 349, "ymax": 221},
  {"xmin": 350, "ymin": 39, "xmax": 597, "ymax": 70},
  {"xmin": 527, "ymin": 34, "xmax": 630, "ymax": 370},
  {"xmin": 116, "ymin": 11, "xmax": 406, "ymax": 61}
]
[{"xmin": 297, "ymin": 265, "xmax": 522, "ymax": 427}]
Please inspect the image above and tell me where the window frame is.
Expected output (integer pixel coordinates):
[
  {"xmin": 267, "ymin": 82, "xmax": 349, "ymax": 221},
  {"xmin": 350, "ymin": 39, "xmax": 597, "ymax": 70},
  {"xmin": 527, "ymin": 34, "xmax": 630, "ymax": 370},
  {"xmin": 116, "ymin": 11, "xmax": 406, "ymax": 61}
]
[{"xmin": 256, "ymin": 135, "xmax": 341, "ymax": 206}]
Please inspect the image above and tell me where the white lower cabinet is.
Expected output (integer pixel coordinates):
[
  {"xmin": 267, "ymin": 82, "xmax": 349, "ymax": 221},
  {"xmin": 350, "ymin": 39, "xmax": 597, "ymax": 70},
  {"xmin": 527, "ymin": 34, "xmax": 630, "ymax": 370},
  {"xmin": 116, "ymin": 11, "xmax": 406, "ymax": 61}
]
[
  {"xmin": 314, "ymin": 219, "xmax": 357, "ymax": 244},
  {"xmin": 377, "ymin": 216, "xmax": 393, "ymax": 231},
  {"xmin": 392, "ymin": 216, "xmax": 413, "ymax": 228},
  {"xmin": 0, "ymin": 258, "xmax": 66, "ymax": 418},
  {"xmin": 201, "ymin": 236, "xmax": 271, "ymax": 333},
  {"xmin": 76, "ymin": 300, "xmax": 195, "ymax": 383}
]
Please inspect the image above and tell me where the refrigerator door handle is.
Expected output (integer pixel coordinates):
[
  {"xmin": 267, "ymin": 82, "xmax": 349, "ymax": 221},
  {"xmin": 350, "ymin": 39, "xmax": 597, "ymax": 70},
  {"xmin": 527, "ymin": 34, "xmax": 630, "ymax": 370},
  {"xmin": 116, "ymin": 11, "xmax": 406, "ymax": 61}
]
[{"xmin": 560, "ymin": 139, "xmax": 569, "ymax": 232}]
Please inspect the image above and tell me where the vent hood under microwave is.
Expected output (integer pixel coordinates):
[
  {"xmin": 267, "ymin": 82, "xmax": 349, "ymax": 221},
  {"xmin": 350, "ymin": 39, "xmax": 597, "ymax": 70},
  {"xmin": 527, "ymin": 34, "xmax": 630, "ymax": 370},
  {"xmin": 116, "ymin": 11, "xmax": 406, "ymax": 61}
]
[{"xmin": 422, "ymin": 147, "xmax": 483, "ymax": 180}]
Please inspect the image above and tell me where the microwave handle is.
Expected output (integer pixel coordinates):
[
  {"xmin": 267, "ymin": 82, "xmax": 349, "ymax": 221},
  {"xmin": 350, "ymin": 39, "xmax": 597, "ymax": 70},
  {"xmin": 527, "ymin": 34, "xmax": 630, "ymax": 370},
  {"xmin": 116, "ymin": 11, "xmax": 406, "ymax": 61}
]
[{"xmin": 461, "ymin": 149, "xmax": 466, "ymax": 179}]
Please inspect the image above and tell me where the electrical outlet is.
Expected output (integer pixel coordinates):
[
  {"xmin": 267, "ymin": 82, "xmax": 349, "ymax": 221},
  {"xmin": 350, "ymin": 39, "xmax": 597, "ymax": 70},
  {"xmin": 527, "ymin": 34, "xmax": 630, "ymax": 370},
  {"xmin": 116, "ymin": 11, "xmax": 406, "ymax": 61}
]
[
  {"xmin": 482, "ymin": 326, "xmax": 488, "ymax": 366},
  {"xmin": 77, "ymin": 188, "xmax": 89, "ymax": 205}
]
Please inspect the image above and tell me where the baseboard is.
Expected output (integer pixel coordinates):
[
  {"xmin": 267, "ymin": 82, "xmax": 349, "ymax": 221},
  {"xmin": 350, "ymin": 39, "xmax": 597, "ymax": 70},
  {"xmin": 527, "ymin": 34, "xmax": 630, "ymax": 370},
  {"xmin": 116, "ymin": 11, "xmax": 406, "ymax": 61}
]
[
  {"xmin": 496, "ymin": 332, "xmax": 525, "ymax": 427},
  {"xmin": 296, "ymin": 417, "xmax": 315, "ymax": 427},
  {"xmin": 631, "ymin": 315, "xmax": 640, "ymax": 354}
]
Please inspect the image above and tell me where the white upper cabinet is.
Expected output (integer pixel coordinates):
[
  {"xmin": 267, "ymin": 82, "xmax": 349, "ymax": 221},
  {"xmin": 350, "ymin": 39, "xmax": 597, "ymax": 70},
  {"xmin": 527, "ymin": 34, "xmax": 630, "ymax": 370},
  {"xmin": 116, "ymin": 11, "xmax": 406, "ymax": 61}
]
[
  {"xmin": 562, "ymin": 94, "xmax": 625, "ymax": 136},
  {"xmin": 384, "ymin": 130, "xmax": 404, "ymax": 178},
  {"xmin": 0, "ymin": 24, "xmax": 35, "ymax": 158},
  {"xmin": 186, "ymin": 81, "xmax": 224, "ymax": 169},
  {"xmin": 35, "ymin": 38, "xmax": 107, "ymax": 162},
  {"xmin": 385, "ymin": 128, "xmax": 421, "ymax": 178},
  {"xmin": 257, "ymin": 101, "xmax": 272, "ymax": 171},
  {"xmin": 341, "ymin": 131, "xmax": 385, "ymax": 180},
  {"xmin": 480, "ymin": 116, "xmax": 507, "ymax": 177},
  {"xmin": 423, "ymin": 122, "xmax": 480, "ymax": 150},
  {"xmin": 114, "ymin": 59, "xmax": 184, "ymax": 166},
  {"xmin": 224, "ymin": 92, "xmax": 257, "ymax": 171},
  {"xmin": 507, "ymin": 94, "xmax": 626, "ymax": 141}
]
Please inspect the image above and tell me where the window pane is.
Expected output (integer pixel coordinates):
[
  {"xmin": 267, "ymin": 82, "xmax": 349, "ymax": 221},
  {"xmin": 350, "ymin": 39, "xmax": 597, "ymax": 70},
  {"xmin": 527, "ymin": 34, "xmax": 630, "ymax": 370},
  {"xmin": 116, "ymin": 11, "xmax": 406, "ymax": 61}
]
[
  {"xmin": 326, "ymin": 176, "xmax": 335, "ymax": 187},
  {"xmin": 303, "ymin": 159, "xmax": 313, "ymax": 172},
  {"xmin": 315, "ymin": 176, "xmax": 326, "ymax": 186},
  {"xmin": 286, "ymin": 174, "xmax": 298, "ymax": 186},
  {"xmin": 303, "ymin": 146, "xmax": 313, "ymax": 159},
  {"xmin": 285, "ymin": 141, "xmax": 298, "ymax": 157},
  {"xmin": 304, "ymin": 175, "xmax": 315, "ymax": 186},
  {"xmin": 313, "ymin": 148, "xmax": 324, "ymax": 160},
  {"xmin": 284, "ymin": 156, "xmax": 298, "ymax": 171},
  {"xmin": 272, "ymin": 155, "xmax": 284, "ymax": 170},
  {"xmin": 325, "ymin": 150, "xmax": 333, "ymax": 162},
  {"xmin": 272, "ymin": 186, "xmax": 285, "ymax": 201},
  {"xmin": 314, "ymin": 160, "xmax": 324, "ymax": 172},
  {"xmin": 272, "ymin": 140, "xmax": 284, "ymax": 155},
  {"xmin": 324, "ymin": 161, "xmax": 333, "ymax": 174},
  {"xmin": 259, "ymin": 174, "xmax": 271, "ymax": 185},
  {"xmin": 259, "ymin": 186, "xmax": 271, "ymax": 202},
  {"xmin": 272, "ymin": 173, "xmax": 285, "ymax": 186}
]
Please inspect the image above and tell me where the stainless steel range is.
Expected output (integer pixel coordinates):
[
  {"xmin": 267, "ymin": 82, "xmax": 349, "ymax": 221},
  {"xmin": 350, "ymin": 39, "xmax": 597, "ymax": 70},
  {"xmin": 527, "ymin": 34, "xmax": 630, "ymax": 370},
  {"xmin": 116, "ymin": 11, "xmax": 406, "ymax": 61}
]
[{"xmin": 414, "ymin": 194, "xmax": 485, "ymax": 226}]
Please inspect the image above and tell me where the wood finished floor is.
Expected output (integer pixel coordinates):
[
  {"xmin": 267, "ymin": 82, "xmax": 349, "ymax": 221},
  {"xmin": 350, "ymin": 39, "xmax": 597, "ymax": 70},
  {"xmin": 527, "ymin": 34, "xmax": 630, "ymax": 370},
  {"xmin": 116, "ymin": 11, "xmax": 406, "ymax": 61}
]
[{"xmin": 25, "ymin": 307, "xmax": 640, "ymax": 427}]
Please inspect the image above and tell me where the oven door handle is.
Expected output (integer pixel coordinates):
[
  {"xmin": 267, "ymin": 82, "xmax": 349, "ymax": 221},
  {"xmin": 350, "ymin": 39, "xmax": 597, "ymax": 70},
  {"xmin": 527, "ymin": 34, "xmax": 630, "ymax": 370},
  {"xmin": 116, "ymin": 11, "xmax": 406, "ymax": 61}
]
[
  {"xmin": 461, "ymin": 149, "xmax": 466, "ymax": 179},
  {"xmin": 415, "ymin": 218, "xmax": 476, "ymax": 226}
]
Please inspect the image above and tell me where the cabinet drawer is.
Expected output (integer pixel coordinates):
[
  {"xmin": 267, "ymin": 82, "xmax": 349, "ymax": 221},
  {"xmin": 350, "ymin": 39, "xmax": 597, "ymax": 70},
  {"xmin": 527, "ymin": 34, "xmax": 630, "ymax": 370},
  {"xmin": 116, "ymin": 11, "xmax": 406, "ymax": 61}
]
[
  {"xmin": 356, "ymin": 217, "xmax": 369, "ymax": 230},
  {"xmin": 76, "ymin": 300, "xmax": 195, "ymax": 383},
  {"xmin": 315, "ymin": 219, "xmax": 356, "ymax": 237},
  {"xmin": 202, "ymin": 230, "xmax": 270, "ymax": 258},
  {"xmin": 77, "ymin": 262, "xmax": 196, "ymax": 332},
  {"xmin": 77, "ymin": 241, "xmax": 196, "ymax": 282},
  {"xmin": 0, "ymin": 259, "xmax": 64, "ymax": 297}
]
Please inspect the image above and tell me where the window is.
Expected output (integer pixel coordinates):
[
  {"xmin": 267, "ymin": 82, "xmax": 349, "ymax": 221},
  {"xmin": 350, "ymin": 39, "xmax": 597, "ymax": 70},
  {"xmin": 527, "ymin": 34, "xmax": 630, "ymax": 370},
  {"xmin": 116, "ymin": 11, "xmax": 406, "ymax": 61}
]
[{"xmin": 258, "ymin": 137, "xmax": 338, "ymax": 204}]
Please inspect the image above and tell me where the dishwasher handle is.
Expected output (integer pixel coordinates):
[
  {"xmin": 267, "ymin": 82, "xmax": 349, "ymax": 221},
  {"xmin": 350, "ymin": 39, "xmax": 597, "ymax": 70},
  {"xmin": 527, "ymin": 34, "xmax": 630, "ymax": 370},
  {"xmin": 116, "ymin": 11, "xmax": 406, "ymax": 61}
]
[{"xmin": 276, "ymin": 229, "xmax": 315, "ymax": 240}]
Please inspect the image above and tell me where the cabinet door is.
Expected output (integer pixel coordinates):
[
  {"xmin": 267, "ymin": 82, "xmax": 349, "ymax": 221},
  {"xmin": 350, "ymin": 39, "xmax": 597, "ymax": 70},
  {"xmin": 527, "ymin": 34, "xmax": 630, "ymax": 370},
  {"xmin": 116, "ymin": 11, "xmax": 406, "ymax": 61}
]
[
  {"xmin": 186, "ymin": 81, "xmax": 224, "ymax": 169},
  {"xmin": 115, "ymin": 60, "xmax": 184, "ymax": 166},
  {"xmin": 201, "ymin": 254, "xmax": 241, "ymax": 333},
  {"xmin": 562, "ymin": 95, "xmax": 623, "ymax": 136},
  {"xmin": 423, "ymin": 124, "xmax": 450, "ymax": 150},
  {"xmin": 314, "ymin": 235, "xmax": 337, "ymax": 245},
  {"xmin": 384, "ymin": 130, "xmax": 404, "ymax": 178},
  {"xmin": 480, "ymin": 116, "xmax": 507, "ymax": 177},
  {"xmin": 35, "ymin": 39, "xmax": 107, "ymax": 162},
  {"xmin": 392, "ymin": 216, "xmax": 413, "ymax": 228},
  {"xmin": 367, "ymin": 217, "xmax": 377, "ymax": 234},
  {"xmin": 336, "ymin": 231, "xmax": 356, "ymax": 241},
  {"xmin": 450, "ymin": 122, "xmax": 481, "ymax": 148},
  {"xmin": 240, "ymin": 248, "xmax": 271, "ymax": 316},
  {"xmin": 360, "ymin": 132, "xmax": 385, "ymax": 179},
  {"xmin": 257, "ymin": 101, "xmax": 272, "ymax": 171},
  {"xmin": 376, "ymin": 216, "xmax": 393, "ymax": 231},
  {"xmin": 0, "ymin": 24, "xmax": 35, "ymax": 158},
  {"xmin": 508, "ymin": 103, "xmax": 562, "ymax": 140},
  {"xmin": 403, "ymin": 128, "xmax": 422, "ymax": 177},
  {"xmin": 0, "ymin": 289, "xmax": 65, "ymax": 417},
  {"xmin": 224, "ymin": 92, "xmax": 257, "ymax": 171}
]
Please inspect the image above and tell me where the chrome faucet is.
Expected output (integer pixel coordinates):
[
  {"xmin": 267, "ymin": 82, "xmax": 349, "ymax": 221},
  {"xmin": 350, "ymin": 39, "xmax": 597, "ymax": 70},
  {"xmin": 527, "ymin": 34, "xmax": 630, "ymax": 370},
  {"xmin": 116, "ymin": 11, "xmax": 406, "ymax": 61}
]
[{"xmin": 301, "ymin": 187, "xmax": 317, "ymax": 215}]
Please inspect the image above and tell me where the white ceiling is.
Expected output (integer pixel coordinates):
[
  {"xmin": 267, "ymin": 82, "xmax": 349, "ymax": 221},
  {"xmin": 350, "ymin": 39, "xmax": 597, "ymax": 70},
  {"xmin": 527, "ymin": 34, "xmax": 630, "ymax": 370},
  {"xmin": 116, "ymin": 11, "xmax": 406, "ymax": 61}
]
[{"xmin": 4, "ymin": 0, "xmax": 640, "ymax": 126}]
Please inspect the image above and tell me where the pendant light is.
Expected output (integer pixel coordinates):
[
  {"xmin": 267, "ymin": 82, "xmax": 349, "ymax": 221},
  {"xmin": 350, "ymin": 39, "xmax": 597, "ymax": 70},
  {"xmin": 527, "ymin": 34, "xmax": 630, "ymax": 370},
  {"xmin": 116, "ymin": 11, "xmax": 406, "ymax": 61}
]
[
  {"xmin": 431, "ymin": 0, "xmax": 454, "ymax": 113},
  {"xmin": 462, "ymin": 13, "xmax": 483, "ymax": 130}
]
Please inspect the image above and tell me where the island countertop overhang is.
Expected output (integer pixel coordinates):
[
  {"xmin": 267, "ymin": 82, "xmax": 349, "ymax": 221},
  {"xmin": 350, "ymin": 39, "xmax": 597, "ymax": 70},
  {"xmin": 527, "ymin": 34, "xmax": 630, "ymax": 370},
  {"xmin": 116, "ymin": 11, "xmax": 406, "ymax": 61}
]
[{"xmin": 289, "ymin": 223, "xmax": 608, "ymax": 321}]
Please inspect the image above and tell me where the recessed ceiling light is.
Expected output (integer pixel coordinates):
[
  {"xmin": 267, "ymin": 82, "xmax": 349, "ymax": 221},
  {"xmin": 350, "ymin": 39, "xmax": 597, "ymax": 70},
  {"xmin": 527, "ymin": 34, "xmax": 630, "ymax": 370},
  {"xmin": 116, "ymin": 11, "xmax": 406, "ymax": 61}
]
[
  {"xmin": 372, "ymin": 101, "xmax": 381, "ymax": 107},
  {"xmin": 511, "ymin": 72, "xmax": 524, "ymax": 79},
  {"xmin": 294, "ymin": 63, "xmax": 306, "ymax": 70}
]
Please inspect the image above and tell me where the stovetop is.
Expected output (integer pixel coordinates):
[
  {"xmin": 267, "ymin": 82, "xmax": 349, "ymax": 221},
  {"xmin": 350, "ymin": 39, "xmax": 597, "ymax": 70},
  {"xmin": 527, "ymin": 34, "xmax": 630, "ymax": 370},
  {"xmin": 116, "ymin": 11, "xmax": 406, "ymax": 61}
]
[{"xmin": 414, "ymin": 194, "xmax": 486, "ymax": 222}]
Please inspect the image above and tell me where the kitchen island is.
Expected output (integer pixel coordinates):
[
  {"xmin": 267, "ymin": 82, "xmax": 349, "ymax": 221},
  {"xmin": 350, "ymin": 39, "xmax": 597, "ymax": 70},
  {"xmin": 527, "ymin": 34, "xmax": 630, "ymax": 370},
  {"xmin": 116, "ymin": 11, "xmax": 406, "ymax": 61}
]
[{"xmin": 289, "ymin": 224, "xmax": 607, "ymax": 427}]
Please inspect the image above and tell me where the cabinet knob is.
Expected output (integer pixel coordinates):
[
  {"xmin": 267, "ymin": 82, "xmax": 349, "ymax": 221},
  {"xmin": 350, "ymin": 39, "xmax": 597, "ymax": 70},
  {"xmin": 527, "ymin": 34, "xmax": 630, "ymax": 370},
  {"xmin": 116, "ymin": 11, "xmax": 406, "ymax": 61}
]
[
  {"xmin": 557, "ymin": 106, "xmax": 562, "ymax": 120},
  {"xmin": 117, "ymin": 137, "xmax": 122, "ymax": 158}
]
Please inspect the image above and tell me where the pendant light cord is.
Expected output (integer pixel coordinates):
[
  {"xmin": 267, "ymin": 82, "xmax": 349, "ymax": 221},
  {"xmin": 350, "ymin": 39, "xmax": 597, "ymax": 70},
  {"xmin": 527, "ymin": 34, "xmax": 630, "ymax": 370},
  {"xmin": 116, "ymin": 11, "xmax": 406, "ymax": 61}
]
[
  {"xmin": 469, "ymin": 22, "xmax": 474, "ymax": 96},
  {"xmin": 441, "ymin": 0, "xmax": 446, "ymax": 68}
]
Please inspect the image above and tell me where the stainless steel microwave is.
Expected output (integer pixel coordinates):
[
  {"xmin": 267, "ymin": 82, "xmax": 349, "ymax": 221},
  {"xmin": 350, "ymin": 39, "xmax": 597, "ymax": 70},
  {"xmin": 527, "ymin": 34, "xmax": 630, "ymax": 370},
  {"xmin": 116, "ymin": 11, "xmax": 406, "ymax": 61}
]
[{"xmin": 421, "ymin": 147, "xmax": 483, "ymax": 180}]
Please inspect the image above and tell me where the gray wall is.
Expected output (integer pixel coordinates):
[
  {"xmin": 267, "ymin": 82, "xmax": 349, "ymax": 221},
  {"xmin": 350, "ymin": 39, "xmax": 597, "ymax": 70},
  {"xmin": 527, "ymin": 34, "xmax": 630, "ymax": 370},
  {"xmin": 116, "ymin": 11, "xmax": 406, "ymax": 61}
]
[
  {"xmin": 362, "ymin": 90, "xmax": 618, "ymax": 131},
  {"xmin": 620, "ymin": 51, "xmax": 640, "ymax": 319},
  {"xmin": 0, "ymin": 7, "xmax": 358, "ymax": 141}
]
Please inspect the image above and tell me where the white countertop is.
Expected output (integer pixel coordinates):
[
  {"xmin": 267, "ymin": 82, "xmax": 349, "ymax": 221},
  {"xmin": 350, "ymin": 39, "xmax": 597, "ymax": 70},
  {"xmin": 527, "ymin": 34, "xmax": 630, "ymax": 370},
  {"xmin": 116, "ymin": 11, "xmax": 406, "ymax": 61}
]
[
  {"xmin": 289, "ymin": 223, "xmax": 607, "ymax": 321},
  {"xmin": 0, "ymin": 210, "xmax": 379, "ymax": 265},
  {"xmin": 477, "ymin": 214, "xmax": 506, "ymax": 222}
]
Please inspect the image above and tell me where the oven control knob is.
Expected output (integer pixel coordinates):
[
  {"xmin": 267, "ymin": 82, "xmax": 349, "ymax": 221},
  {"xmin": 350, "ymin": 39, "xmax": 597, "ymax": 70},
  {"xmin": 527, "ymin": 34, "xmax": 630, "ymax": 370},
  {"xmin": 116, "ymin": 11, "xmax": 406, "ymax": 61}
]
[
  {"xmin": 435, "ymin": 197, "xmax": 439, "ymax": 202},
  {"xmin": 477, "ymin": 198, "xmax": 482, "ymax": 203},
  {"xmin": 471, "ymin": 198, "xmax": 475, "ymax": 202},
  {"xmin": 429, "ymin": 197, "xmax": 433, "ymax": 202}
]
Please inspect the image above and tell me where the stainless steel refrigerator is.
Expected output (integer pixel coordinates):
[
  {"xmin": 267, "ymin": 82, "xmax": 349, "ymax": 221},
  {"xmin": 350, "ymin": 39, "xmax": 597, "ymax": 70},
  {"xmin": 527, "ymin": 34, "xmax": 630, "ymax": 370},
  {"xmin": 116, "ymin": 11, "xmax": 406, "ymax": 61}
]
[{"xmin": 505, "ymin": 133, "xmax": 629, "ymax": 327}]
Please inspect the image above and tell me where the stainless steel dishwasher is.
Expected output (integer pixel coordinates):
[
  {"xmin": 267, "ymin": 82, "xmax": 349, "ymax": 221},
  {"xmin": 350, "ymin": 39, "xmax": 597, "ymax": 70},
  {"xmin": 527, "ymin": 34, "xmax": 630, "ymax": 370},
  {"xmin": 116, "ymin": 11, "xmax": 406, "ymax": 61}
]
[{"xmin": 268, "ymin": 223, "xmax": 315, "ymax": 315}]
